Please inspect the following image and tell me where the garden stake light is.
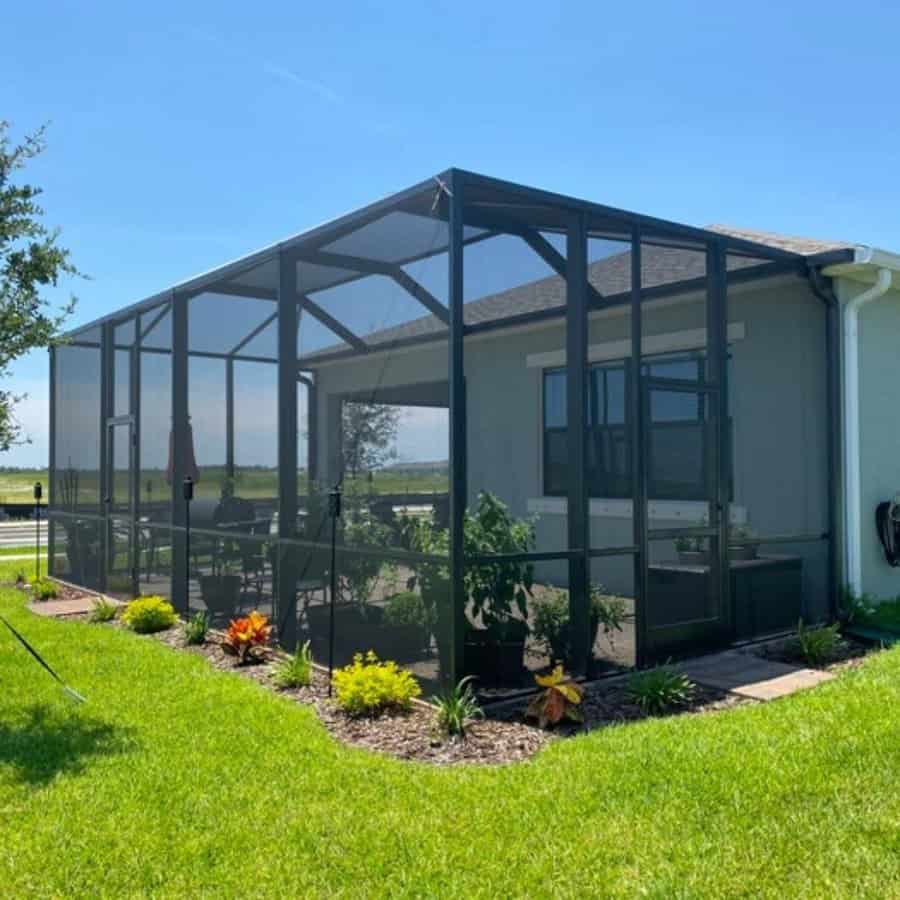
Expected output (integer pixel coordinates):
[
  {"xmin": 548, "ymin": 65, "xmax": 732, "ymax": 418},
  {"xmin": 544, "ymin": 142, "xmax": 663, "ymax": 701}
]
[
  {"xmin": 183, "ymin": 476, "xmax": 193, "ymax": 614},
  {"xmin": 327, "ymin": 483, "xmax": 342, "ymax": 697},
  {"xmin": 0, "ymin": 613, "xmax": 85, "ymax": 704},
  {"xmin": 33, "ymin": 481, "xmax": 42, "ymax": 580}
]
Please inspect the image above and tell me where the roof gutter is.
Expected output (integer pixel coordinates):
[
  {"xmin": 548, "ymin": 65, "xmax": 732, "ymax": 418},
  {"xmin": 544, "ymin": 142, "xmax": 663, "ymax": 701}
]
[{"xmin": 821, "ymin": 246, "xmax": 896, "ymax": 596}]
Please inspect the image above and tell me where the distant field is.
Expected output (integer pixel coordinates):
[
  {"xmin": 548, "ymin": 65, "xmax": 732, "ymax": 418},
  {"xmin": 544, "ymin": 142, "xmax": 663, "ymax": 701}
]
[
  {"xmin": 0, "ymin": 470, "xmax": 47, "ymax": 504},
  {"xmin": 0, "ymin": 466, "xmax": 447, "ymax": 504}
]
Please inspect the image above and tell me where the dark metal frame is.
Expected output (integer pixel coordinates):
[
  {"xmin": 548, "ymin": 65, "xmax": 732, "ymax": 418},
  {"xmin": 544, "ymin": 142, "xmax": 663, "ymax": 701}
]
[{"xmin": 48, "ymin": 167, "xmax": 840, "ymax": 685}]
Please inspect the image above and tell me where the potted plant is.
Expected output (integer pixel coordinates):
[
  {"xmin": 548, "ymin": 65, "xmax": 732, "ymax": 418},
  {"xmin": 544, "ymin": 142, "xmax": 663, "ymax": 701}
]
[
  {"xmin": 675, "ymin": 520, "xmax": 760, "ymax": 564},
  {"xmin": 405, "ymin": 493, "xmax": 536, "ymax": 685},
  {"xmin": 675, "ymin": 532, "xmax": 708, "ymax": 565},
  {"xmin": 380, "ymin": 591, "xmax": 432, "ymax": 660},
  {"xmin": 532, "ymin": 585, "xmax": 628, "ymax": 666},
  {"xmin": 462, "ymin": 492, "xmax": 535, "ymax": 685},
  {"xmin": 403, "ymin": 513, "xmax": 453, "ymax": 679}
]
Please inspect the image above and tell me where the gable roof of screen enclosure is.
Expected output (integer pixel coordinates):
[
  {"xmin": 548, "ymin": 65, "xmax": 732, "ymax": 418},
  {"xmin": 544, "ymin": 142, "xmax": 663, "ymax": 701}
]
[{"xmin": 63, "ymin": 168, "xmax": 857, "ymax": 359}]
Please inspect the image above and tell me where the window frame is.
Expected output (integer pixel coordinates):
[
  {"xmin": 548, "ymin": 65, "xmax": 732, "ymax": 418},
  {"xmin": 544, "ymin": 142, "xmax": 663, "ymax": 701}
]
[{"xmin": 541, "ymin": 350, "xmax": 732, "ymax": 502}]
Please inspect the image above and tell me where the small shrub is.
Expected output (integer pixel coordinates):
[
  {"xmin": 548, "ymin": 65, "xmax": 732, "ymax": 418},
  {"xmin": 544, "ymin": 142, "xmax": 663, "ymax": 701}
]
[
  {"xmin": 532, "ymin": 587, "xmax": 628, "ymax": 663},
  {"xmin": 31, "ymin": 577, "xmax": 58, "ymax": 601},
  {"xmin": 14, "ymin": 568, "xmax": 27, "ymax": 586},
  {"xmin": 838, "ymin": 588, "xmax": 876, "ymax": 627},
  {"xmin": 333, "ymin": 651, "xmax": 421, "ymax": 716},
  {"xmin": 89, "ymin": 597, "xmax": 118, "ymax": 623},
  {"xmin": 383, "ymin": 592, "xmax": 431, "ymax": 629},
  {"xmin": 626, "ymin": 665, "xmax": 695, "ymax": 715},
  {"xmin": 183, "ymin": 611, "xmax": 208, "ymax": 646},
  {"xmin": 434, "ymin": 676, "xmax": 483, "ymax": 737},
  {"xmin": 525, "ymin": 665, "xmax": 584, "ymax": 729},
  {"xmin": 122, "ymin": 596, "xmax": 178, "ymax": 634},
  {"xmin": 274, "ymin": 641, "xmax": 313, "ymax": 689},
  {"xmin": 532, "ymin": 590, "xmax": 570, "ymax": 663},
  {"xmin": 793, "ymin": 619, "xmax": 841, "ymax": 667},
  {"xmin": 222, "ymin": 610, "xmax": 272, "ymax": 664}
]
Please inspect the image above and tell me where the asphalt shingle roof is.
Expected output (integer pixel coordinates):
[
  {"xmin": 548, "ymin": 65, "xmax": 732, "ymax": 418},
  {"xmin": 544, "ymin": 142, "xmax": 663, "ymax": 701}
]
[{"xmin": 304, "ymin": 226, "xmax": 854, "ymax": 358}]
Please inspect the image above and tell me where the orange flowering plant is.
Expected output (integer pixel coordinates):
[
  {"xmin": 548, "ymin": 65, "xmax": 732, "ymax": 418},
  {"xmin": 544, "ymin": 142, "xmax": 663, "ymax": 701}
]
[{"xmin": 222, "ymin": 610, "xmax": 272, "ymax": 664}]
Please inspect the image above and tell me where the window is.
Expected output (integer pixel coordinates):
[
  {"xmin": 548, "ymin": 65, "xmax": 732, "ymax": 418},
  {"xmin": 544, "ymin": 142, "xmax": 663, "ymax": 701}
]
[{"xmin": 542, "ymin": 352, "xmax": 728, "ymax": 501}]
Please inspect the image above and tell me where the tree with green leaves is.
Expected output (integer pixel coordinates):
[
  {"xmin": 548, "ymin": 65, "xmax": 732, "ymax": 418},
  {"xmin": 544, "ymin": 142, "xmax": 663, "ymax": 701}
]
[
  {"xmin": 341, "ymin": 401, "xmax": 400, "ymax": 480},
  {"xmin": 0, "ymin": 121, "xmax": 78, "ymax": 450}
]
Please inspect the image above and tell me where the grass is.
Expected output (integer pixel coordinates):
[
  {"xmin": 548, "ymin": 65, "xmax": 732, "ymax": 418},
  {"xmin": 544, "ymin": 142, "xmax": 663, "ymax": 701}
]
[
  {"xmin": 2, "ymin": 586, "xmax": 900, "ymax": 897},
  {"xmin": 0, "ymin": 546, "xmax": 43, "ymax": 558},
  {"xmin": 0, "ymin": 466, "xmax": 448, "ymax": 504},
  {"xmin": 859, "ymin": 597, "xmax": 900, "ymax": 635}
]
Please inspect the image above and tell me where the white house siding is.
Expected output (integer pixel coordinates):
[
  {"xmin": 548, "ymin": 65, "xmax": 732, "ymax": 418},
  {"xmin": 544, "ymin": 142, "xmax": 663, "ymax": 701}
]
[{"xmin": 848, "ymin": 281, "xmax": 900, "ymax": 601}]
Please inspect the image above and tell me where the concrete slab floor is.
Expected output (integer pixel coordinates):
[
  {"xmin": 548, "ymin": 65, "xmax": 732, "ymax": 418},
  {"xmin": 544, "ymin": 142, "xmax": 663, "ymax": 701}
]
[{"xmin": 677, "ymin": 649, "xmax": 833, "ymax": 701}]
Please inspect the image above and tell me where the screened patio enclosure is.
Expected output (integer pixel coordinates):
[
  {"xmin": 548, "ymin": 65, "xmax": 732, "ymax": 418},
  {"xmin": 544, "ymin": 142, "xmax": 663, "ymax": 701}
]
[{"xmin": 49, "ymin": 169, "xmax": 839, "ymax": 693}]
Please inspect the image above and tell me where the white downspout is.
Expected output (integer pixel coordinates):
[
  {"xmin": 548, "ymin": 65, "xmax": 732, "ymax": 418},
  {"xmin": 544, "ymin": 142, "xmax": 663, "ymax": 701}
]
[{"xmin": 843, "ymin": 267, "xmax": 892, "ymax": 596}]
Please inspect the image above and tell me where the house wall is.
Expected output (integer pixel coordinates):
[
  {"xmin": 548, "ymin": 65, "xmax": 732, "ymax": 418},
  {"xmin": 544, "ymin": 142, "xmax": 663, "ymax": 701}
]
[
  {"xmin": 313, "ymin": 274, "xmax": 830, "ymax": 619},
  {"xmin": 845, "ymin": 280, "xmax": 900, "ymax": 600}
]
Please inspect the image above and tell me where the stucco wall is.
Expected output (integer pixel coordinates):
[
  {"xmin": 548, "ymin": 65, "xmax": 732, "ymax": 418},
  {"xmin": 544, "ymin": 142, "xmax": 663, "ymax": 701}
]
[
  {"xmin": 850, "ymin": 281, "xmax": 900, "ymax": 600},
  {"xmin": 314, "ymin": 274, "xmax": 830, "ymax": 617}
]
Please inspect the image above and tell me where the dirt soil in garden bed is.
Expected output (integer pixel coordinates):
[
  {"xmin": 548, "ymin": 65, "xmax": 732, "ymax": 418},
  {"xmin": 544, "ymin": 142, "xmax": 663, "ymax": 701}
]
[{"xmin": 751, "ymin": 633, "xmax": 875, "ymax": 673}]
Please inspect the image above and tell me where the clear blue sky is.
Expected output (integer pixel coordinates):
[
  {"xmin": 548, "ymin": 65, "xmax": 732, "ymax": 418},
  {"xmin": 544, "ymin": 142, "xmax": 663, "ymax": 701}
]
[{"xmin": 4, "ymin": 0, "xmax": 900, "ymax": 466}]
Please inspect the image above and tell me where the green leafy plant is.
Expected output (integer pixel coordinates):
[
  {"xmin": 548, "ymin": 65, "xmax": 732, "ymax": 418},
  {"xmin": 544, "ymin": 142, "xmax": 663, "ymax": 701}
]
[
  {"xmin": 525, "ymin": 666, "xmax": 584, "ymax": 729},
  {"xmin": 31, "ymin": 577, "xmax": 58, "ymax": 601},
  {"xmin": 462, "ymin": 492, "xmax": 535, "ymax": 635},
  {"xmin": 14, "ymin": 567, "xmax": 26, "ymax": 586},
  {"xmin": 532, "ymin": 590, "xmax": 570, "ymax": 663},
  {"xmin": 674, "ymin": 533, "xmax": 705, "ymax": 554},
  {"xmin": 433, "ymin": 676, "xmax": 483, "ymax": 737},
  {"xmin": 837, "ymin": 587, "xmax": 876, "ymax": 627},
  {"xmin": 121, "ymin": 596, "xmax": 178, "ymax": 634},
  {"xmin": 626, "ymin": 664, "xmax": 695, "ymax": 715},
  {"xmin": 333, "ymin": 651, "xmax": 421, "ymax": 716},
  {"xmin": 339, "ymin": 490, "xmax": 398, "ymax": 611},
  {"xmin": 383, "ymin": 591, "xmax": 431, "ymax": 629},
  {"xmin": 88, "ymin": 597, "xmax": 118, "ymax": 623},
  {"xmin": 274, "ymin": 641, "xmax": 314, "ymax": 689},
  {"xmin": 792, "ymin": 619, "xmax": 841, "ymax": 667},
  {"xmin": 532, "ymin": 586, "xmax": 628, "ymax": 663},
  {"xmin": 591, "ymin": 588, "xmax": 627, "ymax": 651},
  {"xmin": 183, "ymin": 611, "xmax": 208, "ymax": 646}
]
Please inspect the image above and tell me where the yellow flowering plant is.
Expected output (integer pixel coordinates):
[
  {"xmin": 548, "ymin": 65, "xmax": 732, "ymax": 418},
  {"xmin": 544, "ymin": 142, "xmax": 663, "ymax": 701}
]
[{"xmin": 333, "ymin": 651, "xmax": 421, "ymax": 716}]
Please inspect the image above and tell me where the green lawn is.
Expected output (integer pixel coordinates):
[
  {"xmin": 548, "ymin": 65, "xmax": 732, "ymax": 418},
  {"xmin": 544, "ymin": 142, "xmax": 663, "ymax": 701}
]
[
  {"xmin": 0, "ymin": 467, "xmax": 448, "ymax": 504},
  {"xmin": 2, "ymin": 586, "xmax": 900, "ymax": 897}
]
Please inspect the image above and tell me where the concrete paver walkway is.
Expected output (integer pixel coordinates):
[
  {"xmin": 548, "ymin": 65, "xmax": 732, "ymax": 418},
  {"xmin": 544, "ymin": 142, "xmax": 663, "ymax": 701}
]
[
  {"xmin": 678, "ymin": 648, "xmax": 833, "ymax": 700},
  {"xmin": 29, "ymin": 596, "xmax": 121, "ymax": 618}
]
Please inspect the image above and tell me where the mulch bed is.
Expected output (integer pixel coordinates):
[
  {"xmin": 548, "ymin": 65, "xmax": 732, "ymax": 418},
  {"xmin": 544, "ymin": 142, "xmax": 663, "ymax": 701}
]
[
  {"xmin": 12, "ymin": 581, "xmax": 792, "ymax": 766},
  {"xmin": 751, "ymin": 633, "xmax": 875, "ymax": 673},
  {"xmin": 146, "ymin": 624, "xmax": 551, "ymax": 765},
  {"xmin": 147, "ymin": 624, "xmax": 751, "ymax": 763},
  {"xmin": 489, "ymin": 678, "xmax": 751, "ymax": 736}
]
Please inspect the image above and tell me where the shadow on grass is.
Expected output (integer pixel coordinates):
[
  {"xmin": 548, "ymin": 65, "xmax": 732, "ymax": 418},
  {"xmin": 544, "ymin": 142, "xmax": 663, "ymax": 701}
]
[{"xmin": 0, "ymin": 704, "xmax": 136, "ymax": 787}]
